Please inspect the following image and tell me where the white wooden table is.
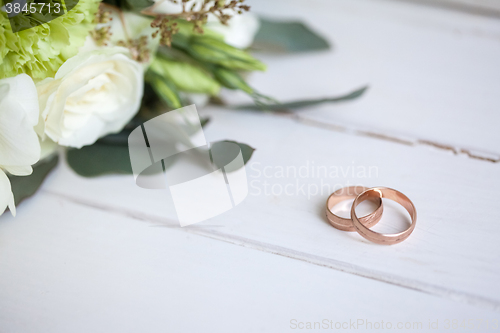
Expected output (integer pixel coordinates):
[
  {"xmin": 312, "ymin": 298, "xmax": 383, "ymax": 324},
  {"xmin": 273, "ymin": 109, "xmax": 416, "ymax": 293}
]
[{"xmin": 1, "ymin": 0, "xmax": 500, "ymax": 331}]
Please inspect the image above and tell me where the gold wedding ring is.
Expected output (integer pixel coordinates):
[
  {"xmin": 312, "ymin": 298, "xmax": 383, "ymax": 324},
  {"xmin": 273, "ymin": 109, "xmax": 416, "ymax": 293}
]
[
  {"xmin": 326, "ymin": 186, "xmax": 417, "ymax": 245},
  {"xmin": 326, "ymin": 186, "xmax": 383, "ymax": 232},
  {"xmin": 351, "ymin": 187, "xmax": 417, "ymax": 245}
]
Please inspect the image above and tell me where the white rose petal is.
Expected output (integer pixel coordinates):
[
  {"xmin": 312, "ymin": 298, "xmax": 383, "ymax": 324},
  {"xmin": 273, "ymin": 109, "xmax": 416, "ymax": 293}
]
[
  {"xmin": 0, "ymin": 74, "xmax": 40, "ymax": 168},
  {"xmin": 37, "ymin": 47, "xmax": 144, "ymax": 148},
  {"xmin": 0, "ymin": 170, "xmax": 15, "ymax": 216},
  {"xmin": 0, "ymin": 74, "xmax": 41, "ymax": 216}
]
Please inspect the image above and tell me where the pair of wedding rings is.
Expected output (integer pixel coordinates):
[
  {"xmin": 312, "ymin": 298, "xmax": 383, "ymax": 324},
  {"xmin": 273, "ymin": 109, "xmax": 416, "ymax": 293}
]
[{"xmin": 325, "ymin": 186, "xmax": 417, "ymax": 245}]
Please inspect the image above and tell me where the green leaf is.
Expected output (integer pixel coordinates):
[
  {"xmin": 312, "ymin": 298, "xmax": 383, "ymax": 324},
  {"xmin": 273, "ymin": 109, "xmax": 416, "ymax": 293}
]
[
  {"xmin": 211, "ymin": 140, "xmax": 255, "ymax": 169},
  {"xmin": 105, "ymin": 0, "xmax": 154, "ymax": 11},
  {"xmin": 233, "ymin": 86, "xmax": 369, "ymax": 111},
  {"xmin": 200, "ymin": 116, "xmax": 210, "ymax": 128},
  {"xmin": 253, "ymin": 18, "xmax": 330, "ymax": 53},
  {"xmin": 9, "ymin": 154, "xmax": 59, "ymax": 205},
  {"xmin": 67, "ymin": 123, "xmax": 179, "ymax": 177},
  {"xmin": 67, "ymin": 136, "xmax": 254, "ymax": 177},
  {"xmin": 233, "ymin": 141, "xmax": 255, "ymax": 165},
  {"xmin": 126, "ymin": 0, "xmax": 154, "ymax": 11},
  {"xmin": 67, "ymin": 143, "xmax": 133, "ymax": 177}
]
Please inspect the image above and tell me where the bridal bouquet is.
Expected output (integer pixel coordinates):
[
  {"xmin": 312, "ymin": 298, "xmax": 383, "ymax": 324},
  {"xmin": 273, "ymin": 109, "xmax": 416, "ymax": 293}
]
[{"xmin": 0, "ymin": 0, "xmax": 366, "ymax": 217}]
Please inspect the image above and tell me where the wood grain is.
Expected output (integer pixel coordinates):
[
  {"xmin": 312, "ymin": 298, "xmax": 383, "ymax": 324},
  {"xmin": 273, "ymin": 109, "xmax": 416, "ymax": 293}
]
[
  {"xmin": 41, "ymin": 107, "xmax": 500, "ymax": 311},
  {"xmin": 0, "ymin": 196, "xmax": 497, "ymax": 332},
  {"xmin": 230, "ymin": 0, "xmax": 500, "ymax": 156}
]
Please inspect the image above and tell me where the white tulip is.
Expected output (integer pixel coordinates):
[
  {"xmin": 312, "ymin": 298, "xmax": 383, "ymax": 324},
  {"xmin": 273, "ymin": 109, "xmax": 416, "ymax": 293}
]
[
  {"xmin": 153, "ymin": 0, "xmax": 260, "ymax": 49},
  {"xmin": 36, "ymin": 47, "xmax": 144, "ymax": 148},
  {"xmin": 0, "ymin": 74, "xmax": 41, "ymax": 216}
]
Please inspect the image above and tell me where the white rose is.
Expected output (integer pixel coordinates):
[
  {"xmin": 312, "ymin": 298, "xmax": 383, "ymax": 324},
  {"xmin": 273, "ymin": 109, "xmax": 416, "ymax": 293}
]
[
  {"xmin": 0, "ymin": 74, "xmax": 41, "ymax": 216},
  {"xmin": 36, "ymin": 47, "xmax": 144, "ymax": 148},
  {"xmin": 153, "ymin": 0, "xmax": 260, "ymax": 49}
]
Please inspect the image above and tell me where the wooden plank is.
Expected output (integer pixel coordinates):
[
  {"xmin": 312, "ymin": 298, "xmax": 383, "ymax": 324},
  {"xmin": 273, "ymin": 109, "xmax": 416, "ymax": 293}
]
[
  {"xmin": 0, "ymin": 195, "xmax": 497, "ymax": 332},
  {"xmin": 231, "ymin": 0, "xmax": 500, "ymax": 156},
  {"xmin": 38, "ymin": 107, "xmax": 500, "ymax": 311},
  {"xmin": 389, "ymin": 0, "xmax": 500, "ymax": 18},
  {"xmin": 3, "ymin": 0, "xmax": 499, "ymax": 327}
]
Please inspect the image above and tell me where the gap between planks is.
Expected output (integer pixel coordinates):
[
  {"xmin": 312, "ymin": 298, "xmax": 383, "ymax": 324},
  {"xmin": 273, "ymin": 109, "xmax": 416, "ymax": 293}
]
[
  {"xmin": 267, "ymin": 112, "xmax": 500, "ymax": 164},
  {"xmin": 43, "ymin": 189, "xmax": 500, "ymax": 313},
  {"xmin": 385, "ymin": 0, "xmax": 500, "ymax": 19}
]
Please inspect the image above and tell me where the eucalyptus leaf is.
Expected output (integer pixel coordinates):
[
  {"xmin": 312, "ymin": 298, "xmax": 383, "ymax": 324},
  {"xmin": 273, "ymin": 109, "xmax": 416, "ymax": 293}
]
[
  {"xmin": 125, "ymin": 0, "xmax": 154, "ymax": 11},
  {"xmin": 200, "ymin": 116, "xmax": 210, "ymax": 128},
  {"xmin": 67, "ymin": 141, "xmax": 178, "ymax": 177},
  {"xmin": 67, "ymin": 122, "xmax": 178, "ymax": 177},
  {"xmin": 67, "ymin": 143, "xmax": 133, "ymax": 177},
  {"xmin": 103, "ymin": 0, "xmax": 153, "ymax": 11},
  {"xmin": 253, "ymin": 18, "xmax": 330, "ymax": 53},
  {"xmin": 233, "ymin": 86, "xmax": 369, "ymax": 111},
  {"xmin": 97, "ymin": 129, "xmax": 134, "ymax": 146},
  {"xmin": 67, "ymin": 138, "xmax": 255, "ymax": 178},
  {"xmin": 211, "ymin": 140, "xmax": 255, "ymax": 169},
  {"xmin": 9, "ymin": 154, "xmax": 59, "ymax": 205}
]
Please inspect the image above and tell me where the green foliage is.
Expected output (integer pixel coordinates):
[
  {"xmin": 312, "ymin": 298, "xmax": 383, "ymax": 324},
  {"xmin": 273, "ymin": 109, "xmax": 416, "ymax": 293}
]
[
  {"xmin": 253, "ymin": 18, "xmax": 330, "ymax": 53},
  {"xmin": 9, "ymin": 154, "xmax": 59, "ymax": 205},
  {"xmin": 102, "ymin": 0, "xmax": 153, "ymax": 11},
  {"xmin": 67, "ymin": 142, "xmax": 133, "ymax": 177},
  {"xmin": 66, "ymin": 122, "xmax": 148, "ymax": 177},
  {"xmin": 210, "ymin": 140, "xmax": 255, "ymax": 172},
  {"xmin": 220, "ymin": 140, "xmax": 255, "ymax": 165},
  {"xmin": 124, "ymin": 0, "xmax": 154, "ymax": 10},
  {"xmin": 233, "ymin": 86, "xmax": 369, "ymax": 111},
  {"xmin": 67, "ymin": 129, "xmax": 254, "ymax": 177}
]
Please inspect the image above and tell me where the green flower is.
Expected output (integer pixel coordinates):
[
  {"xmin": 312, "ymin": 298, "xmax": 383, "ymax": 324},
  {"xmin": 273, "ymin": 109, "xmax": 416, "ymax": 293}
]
[{"xmin": 0, "ymin": 0, "xmax": 100, "ymax": 81}]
